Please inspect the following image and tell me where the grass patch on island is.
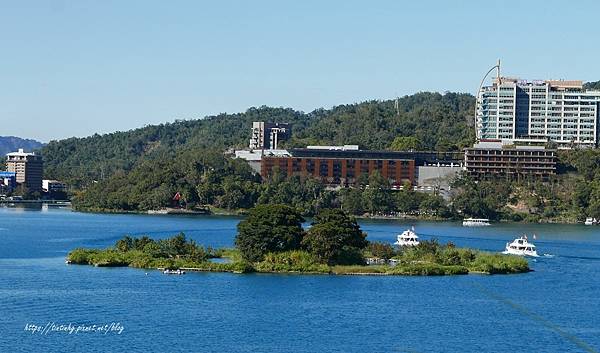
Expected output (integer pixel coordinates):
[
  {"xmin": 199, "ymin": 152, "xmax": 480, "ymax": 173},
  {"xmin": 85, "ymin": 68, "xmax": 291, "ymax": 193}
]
[{"xmin": 68, "ymin": 235, "xmax": 530, "ymax": 276}]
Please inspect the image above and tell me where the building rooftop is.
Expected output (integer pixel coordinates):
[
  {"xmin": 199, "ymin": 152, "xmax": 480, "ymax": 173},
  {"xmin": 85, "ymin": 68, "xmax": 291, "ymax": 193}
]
[
  {"xmin": 235, "ymin": 149, "xmax": 291, "ymax": 161},
  {"xmin": 306, "ymin": 145, "xmax": 359, "ymax": 151},
  {"xmin": 471, "ymin": 141, "xmax": 552, "ymax": 151},
  {"xmin": 6, "ymin": 148, "xmax": 37, "ymax": 157},
  {"xmin": 546, "ymin": 80, "xmax": 583, "ymax": 89},
  {"xmin": 492, "ymin": 77, "xmax": 584, "ymax": 88}
]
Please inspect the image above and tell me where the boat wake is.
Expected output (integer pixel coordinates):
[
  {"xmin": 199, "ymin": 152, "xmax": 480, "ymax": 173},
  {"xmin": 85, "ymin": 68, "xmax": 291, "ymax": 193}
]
[
  {"xmin": 543, "ymin": 253, "xmax": 555, "ymax": 258},
  {"xmin": 558, "ymin": 254, "xmax": 600, "ymax": 261}
]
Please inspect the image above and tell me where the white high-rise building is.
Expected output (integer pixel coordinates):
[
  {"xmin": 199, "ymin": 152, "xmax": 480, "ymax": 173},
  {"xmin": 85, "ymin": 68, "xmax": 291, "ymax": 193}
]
[
  {"xmin": 6, "ymin": 149, "xmax": 43, "ymax": 192},
  {"xmin": 249, "ymin": 122, "xmax": 291, "ymax": 150},
  {"xmin": 477, "ymin": 77, "xmax": 600, "ymax": 147}
]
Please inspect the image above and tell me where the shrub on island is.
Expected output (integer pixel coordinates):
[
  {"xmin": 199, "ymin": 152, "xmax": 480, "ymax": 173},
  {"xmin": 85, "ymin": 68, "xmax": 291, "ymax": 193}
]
[
  {"xmin": 68, "ymin": 233, "xmax": 218, "ymax": 268},
  {"xmin": 235, "ymin": 204, "xmax": 305, "ymax": 262},
  {"xmin": 392, "ymin": 239, "xmax": 529, "ymax": 275},
  {"xmin": 255, "ymin": 250, "xmax": 329, "ymax": 273},
  {"xmin": 68, "ymin": 206, "xmax": 530, "ymax": 276},
  {"xmin": 365, "ymin": 242, "xmax": 396, "ymax": 260},
  {"xmin": 302, "ymin": 209, "xmax": 368, "ymax": 265},
  {"xmin": 468, "ymin": 252, "xmax": 530, "ymax": 274}
]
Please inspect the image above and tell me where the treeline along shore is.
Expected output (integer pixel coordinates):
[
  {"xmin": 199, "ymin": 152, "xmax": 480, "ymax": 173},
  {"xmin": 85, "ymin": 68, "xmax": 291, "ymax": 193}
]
[
  {"xmin": 67, "ymin": 205, "xmax": 530, "ymax": 276},
  {"xmin": 70, "ymin": 148, "xmax": 600, "ymax": 225},
  {"xmin": 6, "ymin": 93, "xmax": 597, "ymax": 224}
]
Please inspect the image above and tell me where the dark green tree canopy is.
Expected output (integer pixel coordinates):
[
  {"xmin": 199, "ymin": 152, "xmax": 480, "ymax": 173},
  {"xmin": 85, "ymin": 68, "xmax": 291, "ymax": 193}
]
[
  {"xmin": 302, "ymin": 209, "xmax": 367, "ymax": 265},
  {"xmin": 41, "ymin": 93, "xmax": 475, "ymax": 188},
  {"xmin": 367, "ymin": 242, "xmax": 396, "ymax": 260},
  {"xmin": 389, "ymin": 136, "xmax": 421, "ymax": 151},
  {"xmin": 235, "ymin": 204, "xmax": 305, "ymax": 262},
  {"xmin": 36, "ymin": 88, "xmax": 600, "ymax": 223}
]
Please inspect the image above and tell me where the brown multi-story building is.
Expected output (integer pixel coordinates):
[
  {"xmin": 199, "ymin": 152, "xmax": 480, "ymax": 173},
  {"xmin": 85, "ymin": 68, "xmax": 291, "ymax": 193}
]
[
  {"xmin": 464, "ymin": 142, "xmax": 556, "ymax": 180},
  {"xmin": 6, "ymin": 149, "xmax": 43, "ymax": 192},
  {"xmin": 260, "ymin": 146, "xmax": 429, "ymax": 186}
]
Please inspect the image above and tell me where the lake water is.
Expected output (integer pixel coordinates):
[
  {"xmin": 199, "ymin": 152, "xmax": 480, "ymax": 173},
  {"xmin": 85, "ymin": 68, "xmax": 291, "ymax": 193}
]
[{"xmin": 1, "ymin": 206, "xmax": 599, "ymax": 352}]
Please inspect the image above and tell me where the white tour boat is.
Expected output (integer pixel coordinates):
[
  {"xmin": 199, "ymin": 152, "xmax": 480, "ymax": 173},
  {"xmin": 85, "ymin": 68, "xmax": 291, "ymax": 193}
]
[
  {"xmin": 462, "ymin": 218, "xmax": 491, "ymax": 227},
  {"xmin": 163, "ymin": 269, "xmax": 186, "ymax": 275},
  {"xmin": 584, "ymin": 217, "xmax": 597, "ymax": 226},
  {"xmin": 394, "ymin": 228, "xmax": 420, "ymax": 247},
  {"xmin": 502, "ymin": 236, "xmax": 538, "ymax": 257}
]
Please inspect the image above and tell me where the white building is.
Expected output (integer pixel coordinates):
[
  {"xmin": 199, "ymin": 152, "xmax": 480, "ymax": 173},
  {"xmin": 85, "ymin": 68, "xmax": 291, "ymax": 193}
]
[
  {"xmin": 42, "ymin": 180, "xmax": 67, "ymax": 193},
  {"xmin": 477, "ymin": 77, "xmax": 600, "ymax": 147},
  {"xmin": 249, "ymin": 122, "xmax": 291, "ymax": 150},
  {"xmin": 6, "ymin": 149, "xmax": 43, "ymax": 191}
]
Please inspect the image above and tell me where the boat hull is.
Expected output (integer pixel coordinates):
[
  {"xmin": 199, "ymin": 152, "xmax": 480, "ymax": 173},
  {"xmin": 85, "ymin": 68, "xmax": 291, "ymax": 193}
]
[
  {"xmin": 462, "ymin": 222, "xmax": 491, "ymax": 227},
  {"xmin": 394, "ymin": 241, "xmax": 419, "ymax": 247},
  {"xmin": 502, "ymin": 250, "xmax": 538, "ymax": 257}
]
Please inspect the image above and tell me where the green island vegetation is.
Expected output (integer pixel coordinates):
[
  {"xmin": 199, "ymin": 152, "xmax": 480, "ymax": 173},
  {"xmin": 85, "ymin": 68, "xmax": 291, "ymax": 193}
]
[
  {"xmin": 30, "ymin": 90, "xmax": 600, "ymax": 223},
  {"xmin": 67, "ymin": 205, "xmax": 529, "ymax": 276}
]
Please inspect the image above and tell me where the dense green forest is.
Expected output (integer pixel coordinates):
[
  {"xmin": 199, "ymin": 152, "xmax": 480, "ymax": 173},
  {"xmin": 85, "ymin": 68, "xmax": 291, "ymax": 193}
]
[
  {"xmin": 35, "ymin": 89, "xmax": 600, "ymax": 223},
  {"xmin": 72, "ymin": 146, "xmax": 453, "ymax": 217},
  {"xmin": 71, "ymin": 142, "xmax": 600, "ymax": 222},
  {"xmin": 41, "ymin": 92, "xmax": 475, "ymax": 187},
  {"xmin": 41, "ymin": 107, "xmax": 306, "ymax": 188}
]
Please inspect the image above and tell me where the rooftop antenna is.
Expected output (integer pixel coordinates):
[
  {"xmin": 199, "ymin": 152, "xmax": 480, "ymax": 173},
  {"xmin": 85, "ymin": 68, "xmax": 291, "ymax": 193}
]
[
  {"xmin": 475, "ymin": 59, "xmax": 502, "ymax": 141},
  {"xmin": 497, "ymin": 59, "xmax": 501, "ymax": 84}
]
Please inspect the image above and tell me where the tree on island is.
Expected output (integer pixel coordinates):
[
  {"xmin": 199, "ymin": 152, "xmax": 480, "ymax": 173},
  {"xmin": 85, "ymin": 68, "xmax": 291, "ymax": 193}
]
[
  {"xmin": 367, "ymin": 242, "xmax": 396, "ymax": 260},
  {"xmin": 115, "ymin": 236, "xmax": 134, "ymax": 252},
  {"xmin": 302, "ymin": 209, "xmax": 368, "ymax": 265},
  {"xmin": 235, "ymin": 204, "xmax": 305, "ymax": 262}
]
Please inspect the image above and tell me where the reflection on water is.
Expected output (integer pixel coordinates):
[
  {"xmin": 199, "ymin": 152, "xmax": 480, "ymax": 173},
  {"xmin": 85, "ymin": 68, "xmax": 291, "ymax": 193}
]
[{"xmin": 1, "ymin": 203, "xmax": 43, "ymax": 211}]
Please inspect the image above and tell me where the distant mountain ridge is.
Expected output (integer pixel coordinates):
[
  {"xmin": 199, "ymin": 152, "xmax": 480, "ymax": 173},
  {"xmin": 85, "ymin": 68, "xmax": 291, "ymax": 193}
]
[{"xmin": 0, "ymin": 136, "xmax": 44, "ymax": 156}]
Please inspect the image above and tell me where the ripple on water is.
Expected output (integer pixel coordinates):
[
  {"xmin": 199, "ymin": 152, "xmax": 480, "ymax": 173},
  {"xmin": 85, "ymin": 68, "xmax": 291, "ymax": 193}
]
[{"xmin": 0, "ymin": 209, "xmax": 599, "ymax": 352}]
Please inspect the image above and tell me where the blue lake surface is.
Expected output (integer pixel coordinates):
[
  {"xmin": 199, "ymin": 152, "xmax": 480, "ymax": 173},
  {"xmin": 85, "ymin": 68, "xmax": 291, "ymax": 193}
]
[{"xmin": 1, "ymin": 206, "xmax": 599, "ymax": 352}]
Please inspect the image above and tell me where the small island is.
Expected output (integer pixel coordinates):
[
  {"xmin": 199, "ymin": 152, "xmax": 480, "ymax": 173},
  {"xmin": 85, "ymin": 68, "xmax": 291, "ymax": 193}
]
[{"xmin": 67, "ymin": 205, "xmax": 529, "ymax": 276}]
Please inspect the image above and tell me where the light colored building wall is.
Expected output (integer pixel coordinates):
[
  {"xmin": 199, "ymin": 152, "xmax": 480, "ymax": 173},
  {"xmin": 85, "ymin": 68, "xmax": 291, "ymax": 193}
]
[
  {"xmin": 477, "ymin": 78, "xmax": 600, "ymax": 147},
  {"xmin": 417, "ymin": 165, "xmax": 462, "ymax": 188},
  {"xmin": 5, "ymin": 149, "xmax": 43, "ymax": 191},
  {"xmin": 42, "ymin": 180, "xmax": 67, "ymax": 193},
  {"xmin": 249, "ymin": 122, "xmax": 291, "ymax": 150}
]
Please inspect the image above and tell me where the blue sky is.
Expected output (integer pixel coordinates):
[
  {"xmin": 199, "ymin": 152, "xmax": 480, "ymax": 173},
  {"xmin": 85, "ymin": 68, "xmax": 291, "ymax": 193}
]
[{"xmin": 2, "ymin": 0, "xmax": 600, "ymax": 141}]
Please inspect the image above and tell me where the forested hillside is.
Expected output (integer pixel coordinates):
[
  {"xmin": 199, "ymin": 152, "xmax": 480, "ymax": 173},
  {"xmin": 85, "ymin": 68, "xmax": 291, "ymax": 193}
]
[
  {"xmin": 39, "ymin": 89, "xmax": 600, "ymax": 222},
  {"xmin": 298, "ymin": 93, "xmax": 474, "ymax": 151},
  {"xmin": 41, "ymin": 92, "xmax": 476, "ymax": 187},
  {"xmin": 41, "ymin": 107, "xmax": 307, "ymax": 187},
  {"xmin": 71, "ymin": 145, "xmax": 600, "ymax": 222}
]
